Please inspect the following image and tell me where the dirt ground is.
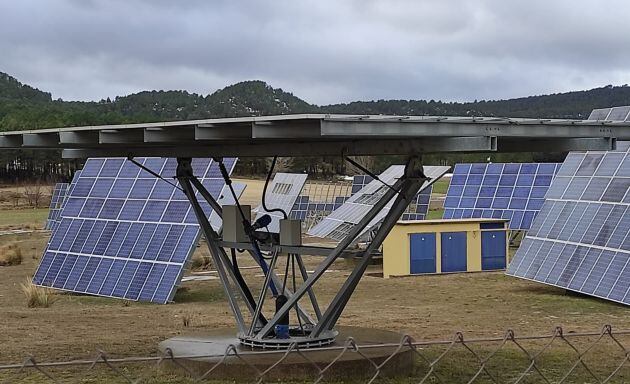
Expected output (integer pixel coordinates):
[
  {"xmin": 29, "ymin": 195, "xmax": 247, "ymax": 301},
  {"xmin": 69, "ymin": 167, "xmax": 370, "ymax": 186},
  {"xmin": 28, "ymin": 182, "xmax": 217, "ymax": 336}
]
[{"xmin": 1, "ymin": 229, "xmax": 629, "ymax": 365}]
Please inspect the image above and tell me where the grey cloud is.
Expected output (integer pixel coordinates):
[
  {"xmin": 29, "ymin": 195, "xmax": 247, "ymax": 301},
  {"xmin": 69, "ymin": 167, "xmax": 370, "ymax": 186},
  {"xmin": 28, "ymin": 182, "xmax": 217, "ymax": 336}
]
[{"xmin": 0, "ymin": 0, "xmax": 629, "ymax": 104}]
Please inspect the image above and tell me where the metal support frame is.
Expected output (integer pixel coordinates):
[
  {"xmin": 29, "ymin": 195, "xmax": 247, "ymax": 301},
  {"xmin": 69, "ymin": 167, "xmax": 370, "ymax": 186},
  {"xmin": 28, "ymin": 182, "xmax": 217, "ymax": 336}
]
[
  {"xmin": 175, "ymin": 158, "xmax": 315, "ymax": 338},
  {"xmin": 253, "ymin": 156, "xmax": 427, "ymax": 341},
  {"xmin": 176, "ymin": 158, "xmax": 252, "ymax": 334},
  {"xmin": 177, "ymin": 155, "xmax": 427, "ymax": 347}
]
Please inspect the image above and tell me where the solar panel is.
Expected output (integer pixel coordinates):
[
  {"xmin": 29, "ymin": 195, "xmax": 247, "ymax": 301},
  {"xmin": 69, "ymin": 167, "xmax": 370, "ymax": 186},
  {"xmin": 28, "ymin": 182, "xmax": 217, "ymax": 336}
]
[
  {"xmin": 33, "ymin": 157, "xmax": 237, "ymax": 304},
  {"xmin": 47, "ymin": 171, "xmax": 83, "ymax": 233},
  {"xmin": 45, "ymin": 183, "xmax": 69, "ymax": 230},
  {"xmin": 401, "ymin": 186, "xmax": 433, "ymax": 220},
  {"xmin": 291, "ymin": 181, "xmax": 352, "ymax": 230},
  {"xmin": 352, "ymin": 175, "xmax": 373, "ymax": 194},
  {"xmin": 353, "ymin": 174, "xmax": 433, "ymax": 220},
  {"xmin": 308, "ymin": 165, "xmax": 449, "ymax": 242},
  {"xmin": 211, "ymin": 182, "xmax": 246, "ymax": 231},
  {"xmin": 607, "ymin": 106, "xmax": 630, "ymax": 121},
  {"xmin": 253, "ymin": 173, "xmax": 307, "ymax": 233},
  {"xmin": 442, "ymin": 163, "xmax": 562, "ymax": 230},
  {"xmin": 617, "ymin": 141, "xmax": 630, "ymax": 152},
  {"xmin": 588, "ymin": 108, "xmax": 612, "ymax": 120},
  {"xmin": 507, "ymin": 148, "xmax": 630, "ymax": 305}
]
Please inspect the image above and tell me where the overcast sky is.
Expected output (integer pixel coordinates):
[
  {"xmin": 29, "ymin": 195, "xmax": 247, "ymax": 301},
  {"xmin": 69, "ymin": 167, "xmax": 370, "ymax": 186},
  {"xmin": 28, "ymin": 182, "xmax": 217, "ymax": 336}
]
[{"xmin": 1, "ymin": 0, "xmax": 629, "ymax": 105}]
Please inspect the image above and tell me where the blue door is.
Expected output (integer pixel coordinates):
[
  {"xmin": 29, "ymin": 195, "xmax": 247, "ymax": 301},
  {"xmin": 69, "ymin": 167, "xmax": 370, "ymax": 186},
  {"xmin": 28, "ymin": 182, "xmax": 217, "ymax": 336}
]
[
  {"xmin": 481, "ymin": 231, "xmax": 507, "ymax": 270},
  {"xmin": 410, "ymin": 233, "xmax": 436, "ymax": 274},
  {"xmin": 441, "ymin": 232, "xmax": 467, "ymax": 272}
]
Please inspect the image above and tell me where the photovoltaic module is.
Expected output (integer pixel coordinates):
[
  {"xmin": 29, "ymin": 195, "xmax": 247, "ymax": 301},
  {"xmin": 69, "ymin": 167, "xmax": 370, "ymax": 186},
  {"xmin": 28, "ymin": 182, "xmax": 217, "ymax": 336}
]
[
  {"xmin": 507, "ymin": 148, "xmax": 630, "ymax": 305},
  {"xmin": 33, "ymin": 157, "xmax": 236, "ymax": 304},
  {"xmin": 252, "ymin": 172, "xmax": 307, "ymax": 233},
  {"xmin": 308, "ymin": 165, "xmax": 448, "ymax": 242},
  {"xmin": 45, "ymin": 182, "xmax": 69, "ymax": 230},
  {"xmin": 352, "ymin": 174, "xmax": 433, "ymax": 221},
  {"xmin": 443, "ymin": 163, "xmax": 562, "ymax": 230}
]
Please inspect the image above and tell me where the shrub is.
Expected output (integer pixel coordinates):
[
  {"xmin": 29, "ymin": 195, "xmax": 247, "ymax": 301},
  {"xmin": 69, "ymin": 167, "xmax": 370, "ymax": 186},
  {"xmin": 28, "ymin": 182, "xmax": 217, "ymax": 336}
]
[
  {"xmin": 180, "ymin": 311, "xmax": 195, "ymax": 327},
  {"xmin": 21, "ymin": 278, "xmax": 57, "ymax": 308},
  {"xmin": 0, "ymin": 243, "xmax": 23, "ymax": 266}
]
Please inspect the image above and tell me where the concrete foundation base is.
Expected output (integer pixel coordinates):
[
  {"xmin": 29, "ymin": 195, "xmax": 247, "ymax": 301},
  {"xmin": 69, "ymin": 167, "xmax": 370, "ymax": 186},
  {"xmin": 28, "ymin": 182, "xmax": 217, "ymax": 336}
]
[{"xmin": 158, "ymin": 326, "xmax": 414, "ymax": 381}]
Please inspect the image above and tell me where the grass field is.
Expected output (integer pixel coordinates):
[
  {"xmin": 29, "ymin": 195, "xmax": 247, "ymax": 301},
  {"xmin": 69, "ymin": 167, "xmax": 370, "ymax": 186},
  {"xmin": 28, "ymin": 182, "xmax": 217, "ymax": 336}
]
[
  {"xmin": 1, "ymin": 178, "xmax": 630, "ymax": 382},
  {"xmin": 0, "ymin": 208, "xmax": 49, "ymax": 229},
  {"xmin": 431, "ymin": 177, "xmax": 450, "ymax": 195}
]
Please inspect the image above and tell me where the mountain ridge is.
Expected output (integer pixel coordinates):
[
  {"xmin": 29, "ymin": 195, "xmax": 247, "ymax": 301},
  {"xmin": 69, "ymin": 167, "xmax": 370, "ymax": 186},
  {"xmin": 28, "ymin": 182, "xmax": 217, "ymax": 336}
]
[{"xmin": 1, "ymin": 71, "xmax": 630, "ymax": 131}]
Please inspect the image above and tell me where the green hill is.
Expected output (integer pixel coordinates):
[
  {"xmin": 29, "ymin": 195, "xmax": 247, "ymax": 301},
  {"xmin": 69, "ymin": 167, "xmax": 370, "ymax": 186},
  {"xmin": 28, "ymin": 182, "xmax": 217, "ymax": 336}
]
[
  {"xmin": 0, "ymin": 72, "xmax": 51, "ymax": 103},
  {"xmin": 322, "ymin": 85, "xmax": 630, "ymax": 119},
  {"xmin": 2, "ymin": 71, "xmax": 630, "ymax": 133},
  {"xmin": 0, "ymin": 74, "xmax": 317, "ymax": 131}
]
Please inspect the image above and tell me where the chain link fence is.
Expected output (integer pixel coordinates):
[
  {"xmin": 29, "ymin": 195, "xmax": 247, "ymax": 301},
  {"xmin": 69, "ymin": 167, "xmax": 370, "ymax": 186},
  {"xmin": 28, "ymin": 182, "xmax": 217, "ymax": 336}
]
[{"xmin": 2, "ymin": 325, "xmax": 629, "ymax": 383}]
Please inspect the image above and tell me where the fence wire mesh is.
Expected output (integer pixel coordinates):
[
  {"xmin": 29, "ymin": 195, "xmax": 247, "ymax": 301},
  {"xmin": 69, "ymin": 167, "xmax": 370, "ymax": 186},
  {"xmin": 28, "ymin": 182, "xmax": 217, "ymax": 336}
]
[{"xmin": 2, "ymin": 325, "xmax": 629, "ymax": 383}]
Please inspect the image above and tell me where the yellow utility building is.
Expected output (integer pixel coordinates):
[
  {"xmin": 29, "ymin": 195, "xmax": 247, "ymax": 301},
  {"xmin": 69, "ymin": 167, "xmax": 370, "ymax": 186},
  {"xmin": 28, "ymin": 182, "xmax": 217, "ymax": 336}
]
[{"xmin": 383, "ymin": 219, "xmax": 508, "ymax": 278}]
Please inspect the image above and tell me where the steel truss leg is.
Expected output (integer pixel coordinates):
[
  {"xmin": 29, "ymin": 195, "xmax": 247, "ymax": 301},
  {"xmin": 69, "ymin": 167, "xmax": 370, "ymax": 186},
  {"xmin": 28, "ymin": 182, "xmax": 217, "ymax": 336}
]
[
  {"xmin": 176, "ymin": 158, "xmax": 253, "ymax": 333},
  {"xmin": 177, "ymin": 158, "xmax": 314, "ymax": 331},
  {"xmin": 313, "ymin": 162, "xmax": 426, "ymax": 336},
  {"xmin": 255, "ymin": 157, "xmax": 427, "ymax": 339},
  {"xmin": 248, "ymin": 247, "xmax": 280, "ymax": 336},
  {"xmin": 294, "ymin": 252, "xmax": 322, "ymax": 321}
]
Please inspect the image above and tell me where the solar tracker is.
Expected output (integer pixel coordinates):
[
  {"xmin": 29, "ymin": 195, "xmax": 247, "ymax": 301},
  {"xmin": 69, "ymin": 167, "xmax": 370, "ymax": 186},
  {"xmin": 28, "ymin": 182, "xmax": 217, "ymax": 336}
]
[
  {"xmin": 354, "ymin": 174, "xmax": 434, "ymax": 221},
  {"xmin": 308, "ymin": 165, "xmax": 448, "ymax": 242},
  {"xmin": 442, "ymin": 163, "xmax": 562, "ymax": 230},
  {"xmin": 507, "ymin": 148, "xmax": 630, "ymax": 305},
  {"xmin": 45, "ymin": 183, "xmax": 69, "ymax": 230},
  {"xmin": 33, "ymin": 157, "xmax": 236, "ymax": 304},
  {"xmin": 253, "ymin": 173, "xmax": 307, "ymax": 233}
]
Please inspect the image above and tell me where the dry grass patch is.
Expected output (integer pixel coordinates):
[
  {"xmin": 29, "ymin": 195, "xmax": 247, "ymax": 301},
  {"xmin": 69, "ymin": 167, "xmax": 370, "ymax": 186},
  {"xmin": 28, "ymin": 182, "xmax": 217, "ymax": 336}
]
[
  {"xmin": 21, "ymin": 278, "xmax": 57, "ymax": 308},
  {"xmin": 0, "ymin": 242, "xmax": 23, "ymax": 266},
  {"xmin": 189, "ymin": 245, "xmax": 212, "ymax": 270}
]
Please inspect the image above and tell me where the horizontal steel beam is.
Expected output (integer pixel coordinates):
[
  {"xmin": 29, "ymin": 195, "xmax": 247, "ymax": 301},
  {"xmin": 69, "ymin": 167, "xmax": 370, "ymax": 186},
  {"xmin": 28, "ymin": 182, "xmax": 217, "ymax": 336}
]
[
  {"xmin": 144, "ymin": 126, "xmax": 195, "ymax": 143},
  {"xmin": 0, "ymin": 135, "xmax": 23, "ymax": 147},
  {"xmin": 60, "ymin": 137, "xmax": 496, "ymax": 158},
  {"xmin": 320, "ymin": 119, "xmax": 622, "ymax": 138},
  {"xmin": 252, "ymin": 120, "xmax": 321, "ymax": 139},
  {"xmin": 59, "ymin": 131, "xmax": 99, "ymax": 145},
  {"xmin": 195, "ymin": 123, "xmax": 252, "ymax": 140},
  {"xmin": 23, "ymin": 133, "xmax": 59, "ymax": 147},
  {"xmin": 497, "ymin": 137, "xmax": 615, "ymax": 152},
  {"xmin": 99, "ymin": 129, "xmax": 144, "ymax": 144},
  {"xmin": 217, "ymin": 241, "xmax": 336, "ymax": 257}
]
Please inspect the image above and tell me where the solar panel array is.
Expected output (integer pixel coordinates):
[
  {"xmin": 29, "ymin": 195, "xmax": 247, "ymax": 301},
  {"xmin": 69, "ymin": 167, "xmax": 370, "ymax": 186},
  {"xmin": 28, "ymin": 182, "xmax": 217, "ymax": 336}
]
[
  {"xmin": 308, "ymin": 165, "xmax": 449, "ymax": 242},
  {"xmin": 507, "ymin": 148, "xmax": 630, "ymax": 305},
  {"xmin": 290, "ymin": 195, "xmax": 348, "ymax": 221},
  {"xmin": 253, "ymin": 173, "xmax": 307, "ymax": 232},
  {"xmin": 352, "ymin": 174, "xmax": 433, "ymax": 221},
  {"xmin": 45, "ymin": 183, "xmax": 69, "ymax": 230},
  {"xmin": 443, "ymin": 163, "xmax": 562, "ymax": 230},
  {"xmin": 33, "ymin": 157, "xmax": 236, "ymax": 304},
  {"xmin": 588, "ymin": 106, "xmax": 630, "ymax": 121}
]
